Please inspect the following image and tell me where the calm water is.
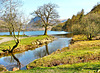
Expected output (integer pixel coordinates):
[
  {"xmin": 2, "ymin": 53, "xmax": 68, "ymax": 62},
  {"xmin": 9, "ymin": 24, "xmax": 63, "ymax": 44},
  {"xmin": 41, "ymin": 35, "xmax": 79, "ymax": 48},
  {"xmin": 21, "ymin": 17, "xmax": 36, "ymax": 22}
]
[
  {"xmin": 0, "ymin": 31, "xmax": 72, "ymax": 71},
  {"xmin": 0, "ymin": 31, "xmax": 69, "ymax": 36}
]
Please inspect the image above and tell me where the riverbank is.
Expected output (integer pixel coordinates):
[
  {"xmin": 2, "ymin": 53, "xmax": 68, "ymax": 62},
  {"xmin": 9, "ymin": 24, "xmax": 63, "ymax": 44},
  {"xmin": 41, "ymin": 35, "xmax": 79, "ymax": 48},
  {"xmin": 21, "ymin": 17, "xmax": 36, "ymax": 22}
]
[
  {"xmin": 1, "ymin": 34, "xmax": 100, "ymax": 73},
  {"xmin": 6, "ymin": 34, "xmax": 100, "ymax": 73},
  {"xmin": 0, "ymin": 35, "xmax": 56, "ymax": 57}
]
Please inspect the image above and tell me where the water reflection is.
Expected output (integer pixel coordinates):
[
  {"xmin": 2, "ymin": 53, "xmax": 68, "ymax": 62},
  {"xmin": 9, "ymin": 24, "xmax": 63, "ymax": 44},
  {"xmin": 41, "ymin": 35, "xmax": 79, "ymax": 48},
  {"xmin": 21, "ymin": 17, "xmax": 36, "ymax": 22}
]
[
  {"xmin": 11, "ymin": 53, "xmax": 21, "ymax": 70},
  {"xmin": 45, "ymin": 42, "xmax": 49, "ymax": 55},
  {"xmin": 34, "ymin": 42, "xmax": 49, "ymax": 58},
  {"xmin": 3, "ymin": 53, "xmax": 22, "ymax": 71}
]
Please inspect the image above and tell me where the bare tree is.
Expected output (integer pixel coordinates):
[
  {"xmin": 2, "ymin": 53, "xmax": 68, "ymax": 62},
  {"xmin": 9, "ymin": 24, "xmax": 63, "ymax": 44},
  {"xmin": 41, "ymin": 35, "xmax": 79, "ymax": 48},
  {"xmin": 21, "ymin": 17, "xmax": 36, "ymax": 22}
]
[
  {"xmin": 32, "ymin": 3, "xmax": 59, "ymax": 35},
  {"xmin": 0, "ymin": 0, "xmax": 22, "ymax": 35},
  {"xmin": 1, "ymin": 0, "xmax": 23, "ymax": 53}
]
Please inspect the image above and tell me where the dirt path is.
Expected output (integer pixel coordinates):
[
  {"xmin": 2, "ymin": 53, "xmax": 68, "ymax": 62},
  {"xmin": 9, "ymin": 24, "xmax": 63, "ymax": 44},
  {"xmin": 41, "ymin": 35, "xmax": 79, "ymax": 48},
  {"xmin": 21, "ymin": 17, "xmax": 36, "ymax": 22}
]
[{"xmin": 0, "ymin": 37, "xmax": 26, "ymax": 44}]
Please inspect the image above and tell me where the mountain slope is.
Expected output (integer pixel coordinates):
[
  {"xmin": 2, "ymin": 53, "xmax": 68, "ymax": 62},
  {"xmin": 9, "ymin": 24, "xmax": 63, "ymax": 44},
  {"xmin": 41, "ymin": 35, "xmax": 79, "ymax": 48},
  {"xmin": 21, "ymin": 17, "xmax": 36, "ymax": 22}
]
[
  {"xmin": 27, "ymin": 17, "xmax": 44, "ymax": 31},
  {"xmin": 89, "ymin": 4, "xmax": 100, "ymax": 14},
  {"xmin": 51, "ymin": 22, "xmax": 65, "ymax": 31},
  {"xmin": 62, "ymin": 4, "xmax": 100, "ymax": 32}
]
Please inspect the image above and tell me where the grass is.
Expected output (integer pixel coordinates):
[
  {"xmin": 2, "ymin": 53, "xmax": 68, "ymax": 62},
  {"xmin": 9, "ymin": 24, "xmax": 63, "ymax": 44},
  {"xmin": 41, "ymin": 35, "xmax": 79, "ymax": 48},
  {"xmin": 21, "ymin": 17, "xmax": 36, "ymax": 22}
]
[
  {"xmin": 5, "ymin": 61, "xmax": 100, "ymax": 73},
  {"xmin": 0, "ymin": 35, "xmax": 49, "ymax": 51},
  {"xmin": 2, "ymin": 35, "xmax": 100, "ymax": 73},
  {"xmin": 25, "ymin": 35, "xmax": 100, "ymax": 73},
  {"xmin": 72, "ymin": 34, "xmax": 87, "ymax": 41}
]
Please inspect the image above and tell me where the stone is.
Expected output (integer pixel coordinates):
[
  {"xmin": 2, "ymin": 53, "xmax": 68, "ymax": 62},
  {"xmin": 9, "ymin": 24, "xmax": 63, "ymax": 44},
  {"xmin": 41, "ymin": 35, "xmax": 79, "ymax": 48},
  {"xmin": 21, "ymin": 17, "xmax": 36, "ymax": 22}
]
[
  {"xmin": 97, "ymin": 69, "xmax": 100, "ymax": 73},
  {"xmin": 12, "ymin": 67, "xmax": 19, "ymax": 71}
]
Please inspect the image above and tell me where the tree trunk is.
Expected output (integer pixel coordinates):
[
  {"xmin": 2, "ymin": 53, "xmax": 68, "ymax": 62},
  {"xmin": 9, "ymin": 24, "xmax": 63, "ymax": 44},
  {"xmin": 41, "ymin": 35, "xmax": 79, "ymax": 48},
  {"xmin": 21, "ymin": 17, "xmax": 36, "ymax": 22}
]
[
  {"xmin": 10, "ymin": 39, "xmax": 19, "ymax": 53},
  {"xmin": 9, "ymin": 29, "xmax": 12, "ymax": 36},
  {"xmin": 89, "ymin": 33, "xmax": 92, "ymax": 40},
  {"xmin": 18, "ymin": 31, "xmax": 20, "ymax": 38},
  {"xmin": 10, "ymin": 32, "xmax": 12, "ymax": 36},
  {"xmin": 44, "ymin": 26, "xmax": 47, "ymax": 35}
]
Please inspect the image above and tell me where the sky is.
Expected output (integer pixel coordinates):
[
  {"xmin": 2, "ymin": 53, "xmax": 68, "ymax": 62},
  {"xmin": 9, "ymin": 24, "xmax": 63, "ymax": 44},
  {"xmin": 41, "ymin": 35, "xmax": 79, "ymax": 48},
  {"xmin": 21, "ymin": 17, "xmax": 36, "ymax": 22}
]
[{"xmin": 22, "ymin": 0, "xmax": 100, "ymax": 20}]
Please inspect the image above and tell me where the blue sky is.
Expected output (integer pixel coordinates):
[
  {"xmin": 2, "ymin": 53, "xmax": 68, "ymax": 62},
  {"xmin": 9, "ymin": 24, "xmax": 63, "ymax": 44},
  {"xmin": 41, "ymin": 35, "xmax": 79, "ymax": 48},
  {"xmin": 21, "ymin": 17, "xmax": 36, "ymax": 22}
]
[{"xmin": 22, "ymin": 0, "xmax": 100, "ymax": 20}]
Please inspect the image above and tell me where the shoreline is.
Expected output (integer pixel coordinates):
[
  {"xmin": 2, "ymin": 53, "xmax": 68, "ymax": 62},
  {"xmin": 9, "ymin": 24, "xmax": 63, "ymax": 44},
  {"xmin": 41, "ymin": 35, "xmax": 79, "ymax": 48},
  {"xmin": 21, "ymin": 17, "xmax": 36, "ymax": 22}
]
[
  {"xmin": 0, "ymin": 35, "xmax": 56, "ymax": 58},
  {"xmin": 25, "ymin": 35, "xmax": 100, "ymax": 73},
  {"xmin": 0, "ymin": 35, "xmax": 56, "ymax": 72}
]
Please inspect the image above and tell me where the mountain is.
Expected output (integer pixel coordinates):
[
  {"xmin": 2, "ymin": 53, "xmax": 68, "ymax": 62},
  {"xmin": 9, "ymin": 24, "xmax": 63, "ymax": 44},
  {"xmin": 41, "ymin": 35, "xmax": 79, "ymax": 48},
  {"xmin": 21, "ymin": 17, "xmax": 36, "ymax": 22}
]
[
  {"xmin": 27, "ymin": 17, "xmax": 44, "ymax": 31},
  {"xmin": 61, "ymin": 19, "xmax": 67, "ymax": 23},
  {"xmin": 51, "ymin": 19, "xmax": 67, "ymax": 31},
  {"xmin": 0, "ymin": 20, "xmax": 8, "ymax": 32},
  {"xmin": 51, "ymin": 22, "xmax": 65, "ymax": 31},
  {"xmin": 29, "ymin": 17, "xmax": 41, "ymax": 25}
]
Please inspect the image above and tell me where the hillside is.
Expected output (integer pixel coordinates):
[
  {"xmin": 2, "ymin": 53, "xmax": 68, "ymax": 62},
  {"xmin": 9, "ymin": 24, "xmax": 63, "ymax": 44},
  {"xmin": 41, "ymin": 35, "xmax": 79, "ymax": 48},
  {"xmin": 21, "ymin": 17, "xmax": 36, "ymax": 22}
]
[
  {"xmin": 27, "ymin": 17, "xmax": 52, "ymax": 31},
  {"xmin": 62, "ymin": 4, "xmax": 100, "ymax": 32},
  {"xmin": 51, "ymin": 22, "xmax": 65, "ymax": 31},
  {"xmin": 0, "ymin": 20, "xmax": 8, "ymax": 32},
  {"xmin": 89, "ymin": 4, "xmax": 100, "ymax": 14}
]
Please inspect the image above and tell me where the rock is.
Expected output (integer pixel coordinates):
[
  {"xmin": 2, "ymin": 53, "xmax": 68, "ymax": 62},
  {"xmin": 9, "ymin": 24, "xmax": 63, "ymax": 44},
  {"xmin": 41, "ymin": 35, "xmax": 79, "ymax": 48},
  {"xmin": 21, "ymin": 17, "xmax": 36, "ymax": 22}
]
[
  {"xmin": 97, "ymin": 69, "xmax": 100, "ymax": 73},
  {"xmin": 57, "ymin": 49, "xmax": 60, "ymax": 51},
  {"xmin": 12, "ymin": 67, "xmax": 19, "ymax": 71},
  {"xmin": 36, "ymin": 41, "xmax": 40, "ymax": 45}
]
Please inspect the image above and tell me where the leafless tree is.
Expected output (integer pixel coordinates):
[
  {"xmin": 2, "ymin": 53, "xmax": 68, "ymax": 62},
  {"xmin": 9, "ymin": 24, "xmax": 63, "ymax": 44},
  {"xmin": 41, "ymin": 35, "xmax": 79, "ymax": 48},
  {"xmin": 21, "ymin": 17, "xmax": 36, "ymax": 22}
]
[
  {"xmin": 32, "ymin": 3, "xmax": 59, "ymax": 35},
  {"xmin": 0, "ymin": 0, "xmax": 23, "ymax": 53}
]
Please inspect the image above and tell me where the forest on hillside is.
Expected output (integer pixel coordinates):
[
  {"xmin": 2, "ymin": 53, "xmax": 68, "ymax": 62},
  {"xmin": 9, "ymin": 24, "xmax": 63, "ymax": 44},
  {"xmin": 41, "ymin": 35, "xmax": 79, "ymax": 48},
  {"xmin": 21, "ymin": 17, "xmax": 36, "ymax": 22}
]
[{"xmin": 52, "ymin": 3, "xmax": 100, "ymax": 40}]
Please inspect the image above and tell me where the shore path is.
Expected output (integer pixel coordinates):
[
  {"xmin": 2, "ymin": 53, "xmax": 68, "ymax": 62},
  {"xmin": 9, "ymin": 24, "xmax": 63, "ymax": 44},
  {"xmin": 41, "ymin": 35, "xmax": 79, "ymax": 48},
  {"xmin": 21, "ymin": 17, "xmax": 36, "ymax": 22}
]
[{"xmin": 0, "ymin": 37, "xmax": 27, "ymax": 44}]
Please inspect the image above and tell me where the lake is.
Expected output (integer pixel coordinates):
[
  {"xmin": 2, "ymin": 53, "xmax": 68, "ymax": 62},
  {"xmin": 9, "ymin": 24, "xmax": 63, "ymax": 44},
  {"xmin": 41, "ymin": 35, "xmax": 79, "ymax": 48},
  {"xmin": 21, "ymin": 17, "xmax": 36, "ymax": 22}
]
[
  {"xmin": 0, "ymin": 31, "xmax": 69, "ymax": 36},
  {"xmin": 0, "ymin": 31, "xmax": 72, "ymax": 71}
]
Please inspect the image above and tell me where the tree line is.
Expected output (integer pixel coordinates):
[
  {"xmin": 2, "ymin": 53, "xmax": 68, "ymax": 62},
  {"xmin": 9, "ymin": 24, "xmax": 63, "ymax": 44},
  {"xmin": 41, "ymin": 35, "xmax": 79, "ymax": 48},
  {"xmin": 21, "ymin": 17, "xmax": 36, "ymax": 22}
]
[{"xmin": 63, "ymin": 4, "xmax": 100, "ymax": 40}]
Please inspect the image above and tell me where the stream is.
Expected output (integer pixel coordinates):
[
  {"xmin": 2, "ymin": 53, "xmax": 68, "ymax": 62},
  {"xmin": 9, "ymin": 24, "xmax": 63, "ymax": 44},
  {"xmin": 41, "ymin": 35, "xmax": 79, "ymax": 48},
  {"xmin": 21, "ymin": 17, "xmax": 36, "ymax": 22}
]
[{"xmin": 0, "ymin": 31, "xmax": 72, "ymax": 71}]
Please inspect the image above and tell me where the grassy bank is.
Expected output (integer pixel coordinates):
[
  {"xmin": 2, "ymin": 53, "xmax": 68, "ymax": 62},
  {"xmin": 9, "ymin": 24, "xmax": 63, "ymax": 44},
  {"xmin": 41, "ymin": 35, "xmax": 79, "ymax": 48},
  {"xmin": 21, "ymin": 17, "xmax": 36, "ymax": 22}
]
[
  {"xmin": 3, "ymin": 35, "xmax": 100, "ymax": 73},
  {"xmin": 5, "ymin": 61, "xmax": 100, "ymax": 73},
  {"xmin": 25, "ymin": 35, "xmax": 100, "ymax": 72},
  {"xmin": 0, "ymin": 35, "xmax": 50, "ymax": 54}
]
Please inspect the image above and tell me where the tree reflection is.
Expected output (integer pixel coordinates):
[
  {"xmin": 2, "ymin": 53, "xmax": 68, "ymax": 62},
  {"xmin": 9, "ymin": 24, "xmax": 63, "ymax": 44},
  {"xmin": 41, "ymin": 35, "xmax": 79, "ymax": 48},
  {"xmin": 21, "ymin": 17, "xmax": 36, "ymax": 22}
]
[
  {"xmin": 45, "ymin": 42, "xmax": 49, "ymax": 55},
  {"xmin": 3, "ymin": 53, "xmax": 22, "ymax": 70},
  {"xmin": 11, "ymin": 53, "xmax": 21, "ymax": 69},
  {"xmin": 34, "ymin": 42, "xmax": 50, "ymax": 58}
]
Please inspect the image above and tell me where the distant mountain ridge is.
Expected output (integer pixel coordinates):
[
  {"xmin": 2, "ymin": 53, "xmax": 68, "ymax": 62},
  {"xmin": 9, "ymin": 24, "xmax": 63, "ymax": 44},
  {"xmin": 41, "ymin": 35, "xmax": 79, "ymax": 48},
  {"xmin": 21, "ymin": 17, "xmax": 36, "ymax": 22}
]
[
  {"xmin": 29, "ymin": 17, "xmax": 41, "ymax": 25},
  {"xmin": 27, "ymin": 17, "xmax": 67, "ymax": 31},
  {"xmin": 26, "ymin": 17, "xmax": 44, "ymax": 31},
  {"xmin": 60, "ymin": 19, "xmax": 67, "ymax": 23}
]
